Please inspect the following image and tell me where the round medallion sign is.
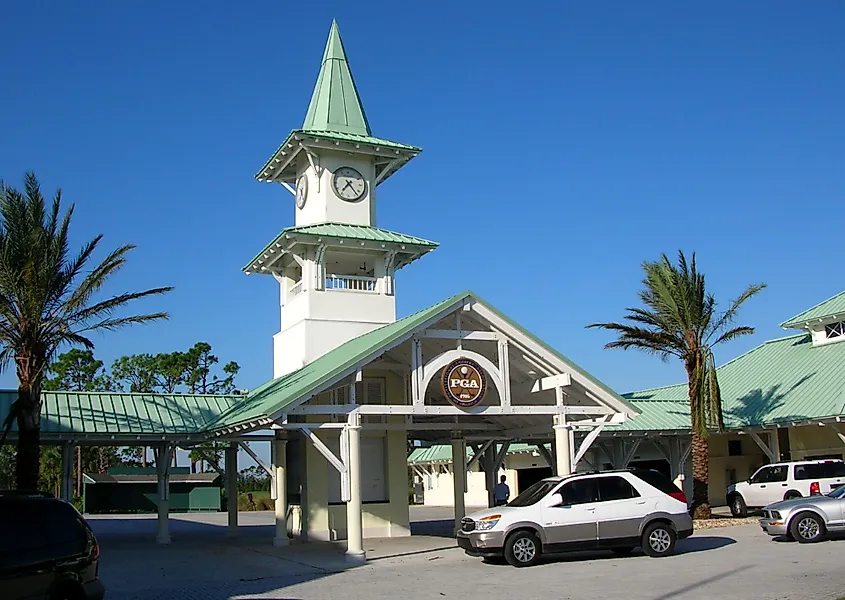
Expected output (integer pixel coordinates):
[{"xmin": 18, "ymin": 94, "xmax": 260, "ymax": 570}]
[{"xmin": 441, "ymin": 358, "xmax": 487, "ymax": 408}]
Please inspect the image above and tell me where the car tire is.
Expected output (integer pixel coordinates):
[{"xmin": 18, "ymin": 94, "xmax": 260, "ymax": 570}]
[
  {"xmin": 611, "ymin": 546, "xmax": 635, "ymax": 556},
  {"xmin": 729, "ymin": 494, "xmax": 748, "ymax": 518},
  {"xmin": 642, "ymin": 522, "xmax": 677, "ymax": 558},
  {"xmin": 784, "ymin": 490, "xmax": 802, "ymax": 501},
  {"xmin": 790, "ymin": 511, "xmax": 825, "ymax": 544},
  {"xmin": 504, "ymin": 530, "xmax": 542, "ymax": 567}
]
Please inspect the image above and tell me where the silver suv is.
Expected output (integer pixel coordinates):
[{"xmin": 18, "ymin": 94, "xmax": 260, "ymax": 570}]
[{"xmin": 457, "ymin": 469, "xmax": 693, "ymax": 567}]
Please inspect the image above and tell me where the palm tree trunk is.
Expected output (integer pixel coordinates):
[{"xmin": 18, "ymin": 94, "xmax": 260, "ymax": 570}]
[
  {"xmin": 14, "ymin": 383, "xmax": 42, "ymax": 492},
  {"xmin": 690, "ymin": 431, "xmax": 711, "ymax": 519},
  {"xmin": 687, "ymin": 359, "xmax": 712, "ymax": 519}
]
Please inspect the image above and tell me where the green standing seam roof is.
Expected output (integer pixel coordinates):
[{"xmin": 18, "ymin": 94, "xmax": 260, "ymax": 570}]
[
  {"xmin": 0, "ymin": 392, "xmax": 245, "ymax": 436},
  {"xmin": 206, "ymin": 290, "xmax": 638, "ymax": 432},
  {"xmin": 243, "ymin": 222, "xmax": 438, "ymax": 273},
  {"xmin": 254, "ymin": 129, "xmax": 421, "ymax": 182},
  {"xmin": 619, "ymin": 332, "xmax": 845, "ymax": 431},
  {"xmin": 302, "ymin": 20, "xmax": 372, "ymax": 137},
  {"xmin": 408, "ymin": 443, "xmax": 550, "ymax": 465},
  {"xmin": 780, "ymin": 290, "xmax": 845, "ymax": 329}
]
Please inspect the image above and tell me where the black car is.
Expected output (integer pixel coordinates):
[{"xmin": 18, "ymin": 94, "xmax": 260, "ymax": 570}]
[{"xmin": 0, "ymin": 491, "xmax": 105, "ymax": 600}]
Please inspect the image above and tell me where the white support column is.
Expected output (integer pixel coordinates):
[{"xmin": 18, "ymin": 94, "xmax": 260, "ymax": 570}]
[
  {"xmin": 225, "ymin": 443, "xmax": 238, "ymax": 538},
  {"xmin": 497, "ymin": 340, "xmax": 511, "ymax": 408},
  {"xmin": 554, "ymin": 415, "xmax": 572, "ymax": 476},
  {"xmin": 345, "ymin": 413, "xmax": 365, "ymax": 563},
  {"xmin": 451, "ymin": 435, "xmax": 467, "ymax": 533},
  {"xmin": 60, "ymin": 444, "xmax": 74, "ymax": 503},
  {"xmin": 273, "ymin": 432, "xmax": 289, "ymax": 547},
  {"xmin": 155, "ymin": 444, "xmax": 172, "ymax": 545}
]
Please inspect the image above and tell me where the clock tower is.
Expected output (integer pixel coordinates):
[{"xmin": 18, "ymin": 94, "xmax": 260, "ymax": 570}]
[{"xmin": 246, "ymin": 20, "xmax": 438, "ymax": 377}]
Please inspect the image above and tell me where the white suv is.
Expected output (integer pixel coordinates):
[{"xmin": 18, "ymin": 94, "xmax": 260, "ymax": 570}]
[
  {"xmin": 456, "ymin": 469, "xmax": 693, "ymax": 567},
  {"xmin": 727, "ymin": 459, "xmax": 845, "ymax": 517}
]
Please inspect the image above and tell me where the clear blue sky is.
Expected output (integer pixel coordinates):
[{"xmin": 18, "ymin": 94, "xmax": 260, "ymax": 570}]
[{"xmin": 1, "ymin": 0, "xmax": 843, "ymax": 400}]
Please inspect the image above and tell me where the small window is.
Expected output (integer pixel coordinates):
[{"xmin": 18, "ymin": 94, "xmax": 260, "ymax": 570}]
[
  {"xmin": 727, "ymin": 440, "xmax": 742, "ymax": 456},
  {"xmin": 824, "ymin": 321, "xmax": 845, "ymax": 339},
  {"xmin": 597, "ymin": 476, "xmax": 640, "ymax": 501},
  {"xmin": 560, "ymin": 478, "xmax": 599, "ymax": 506}
]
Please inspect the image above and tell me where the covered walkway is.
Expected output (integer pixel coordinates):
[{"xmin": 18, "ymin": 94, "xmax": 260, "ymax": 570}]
[{"xmin": 1, "ymin": 291, "xmax": 639, "ymax": 560}]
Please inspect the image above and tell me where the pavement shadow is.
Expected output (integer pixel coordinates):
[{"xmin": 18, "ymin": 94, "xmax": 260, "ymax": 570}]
[
  {"xmin": 410, "ymin": 518, "xmax": 456, "ymax": 538},
  {"xmin": 473, "ymin": 535, "xmax": 738, "ymax": 567}
]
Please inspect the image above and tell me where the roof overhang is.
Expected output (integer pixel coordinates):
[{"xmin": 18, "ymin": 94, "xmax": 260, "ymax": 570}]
[
  {"xmin": 255, "ymin": 129, "xmax": 421, "ymax": 186},
  {"xmin": 243, "ymin": 227, "xmax": 437, "ymax": 275},
  {"xmin": 781, "ymin": 312, "xmax": 845, "ymax": 330}
]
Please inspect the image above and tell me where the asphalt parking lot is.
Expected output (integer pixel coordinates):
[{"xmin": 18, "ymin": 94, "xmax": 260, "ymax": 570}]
[{"xmin": 89, "ymin": 507, "xmax": 845, "ymax": 600}]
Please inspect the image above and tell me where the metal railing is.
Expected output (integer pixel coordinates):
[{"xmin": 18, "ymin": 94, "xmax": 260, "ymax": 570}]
[{"xmin": 325, "ymin": 274, "xmax": 377, "ymax": 292}]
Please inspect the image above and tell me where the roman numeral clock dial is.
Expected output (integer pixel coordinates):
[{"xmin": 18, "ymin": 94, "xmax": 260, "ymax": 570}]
[{"xmin": 332, "ymin": 166, "xmax": 366, "ymax": 201}]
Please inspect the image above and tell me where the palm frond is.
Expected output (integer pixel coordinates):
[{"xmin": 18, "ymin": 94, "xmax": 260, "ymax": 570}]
[
  {"xmin": 706, "ymin": 283, "xmax": 767, "ymax": 342},
  {"xmin": 712, "ymin": 326, "xmax": 755, "ymax": 347}
]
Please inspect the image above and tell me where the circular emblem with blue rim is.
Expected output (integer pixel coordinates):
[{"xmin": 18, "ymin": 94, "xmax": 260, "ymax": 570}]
[{"xmin": 441, "ymin": 358, "xmax": 487, "ymax": 408}]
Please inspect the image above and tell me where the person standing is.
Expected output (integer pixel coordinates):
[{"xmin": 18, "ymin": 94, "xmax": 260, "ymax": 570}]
[{"xmin": 493, "ymin": 475, "xmax": 510, "ymax": 506}]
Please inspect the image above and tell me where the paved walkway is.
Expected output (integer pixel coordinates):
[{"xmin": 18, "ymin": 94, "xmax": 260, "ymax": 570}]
[{"xmin": 88, "ymin": 509, "xmax": 845, "ymax": 600}]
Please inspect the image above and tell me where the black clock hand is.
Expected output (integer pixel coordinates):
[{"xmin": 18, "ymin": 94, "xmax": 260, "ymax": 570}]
[{"xmin": 343, "ymin": 180, "xmax": 354, "ymax": 191}]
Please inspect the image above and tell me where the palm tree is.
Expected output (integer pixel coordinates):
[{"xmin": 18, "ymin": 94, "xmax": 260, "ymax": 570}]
[
  {"xmin": 0, "ymin": 172, "xmax": 173, "ymax": 491},
  {"xmin": 586, "ymin": 250, "xmax": 765, "ymax": 519}
]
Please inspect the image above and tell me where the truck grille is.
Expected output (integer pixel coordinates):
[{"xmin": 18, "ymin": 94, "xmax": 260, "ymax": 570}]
[{"xmin": 461, "ymin": 517, "xmax": 475, "ymax": 532}]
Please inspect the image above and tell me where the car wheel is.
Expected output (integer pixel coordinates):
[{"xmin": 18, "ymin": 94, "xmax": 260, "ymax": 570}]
[
  {"xmin": 729, "ymin": 494, "xmax": 748, "ymax": 518},
  {"xmin": 784, "ymin": 490, "xmax": 802, "ymax": 501},
  {"xmin": 504, "ymin": 530, "xmax": 541, "ymax": 567},
  {"xmin": 611, "ymin": 546, "xmax": 635, "ymax": 556},
  {"xmin": 790, "ymin": 511, "xmax": 825, "ymax": 544},
  {"xmin": 642, "ymin": 522, "xmax": 677, "ymax": 558}
]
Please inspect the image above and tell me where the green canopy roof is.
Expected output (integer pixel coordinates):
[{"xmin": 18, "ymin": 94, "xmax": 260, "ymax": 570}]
[{"xmin": 620, "ymin": 331, "xmax": 845, "ymax": 431}]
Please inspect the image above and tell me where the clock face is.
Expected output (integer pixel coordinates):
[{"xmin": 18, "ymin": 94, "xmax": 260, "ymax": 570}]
[
  {"xmin": 332, "ymin": 166, "xmax": 366, "ymax": 202},
  {"xmin": 295, "ymin": 174, "xmax": 308, "ymax": 209}
]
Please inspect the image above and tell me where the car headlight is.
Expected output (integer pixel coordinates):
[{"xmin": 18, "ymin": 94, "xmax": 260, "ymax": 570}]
[
  {"xmin": 475, "ymin": 515, "xmax": 501, "ymax": 531},
  {"xmin": 769, "ymin": 511, "xmax": 781, "ymax": 520}
]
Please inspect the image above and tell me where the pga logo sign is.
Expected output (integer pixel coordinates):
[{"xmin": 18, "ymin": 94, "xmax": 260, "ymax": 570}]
[{"xmin": 441, "ymin": 358, "xmax": 487, "ymax": 408}]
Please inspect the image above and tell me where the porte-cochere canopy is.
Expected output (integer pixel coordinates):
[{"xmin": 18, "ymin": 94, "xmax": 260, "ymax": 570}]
[{"xmin": 0, "ymin": 290, "xmax": 637, "ymax": 444}]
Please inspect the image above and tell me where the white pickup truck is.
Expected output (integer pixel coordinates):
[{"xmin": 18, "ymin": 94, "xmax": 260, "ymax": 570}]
[{"xmin": 726, "ymin": 459, "xmax": 845, "ymax": 517}]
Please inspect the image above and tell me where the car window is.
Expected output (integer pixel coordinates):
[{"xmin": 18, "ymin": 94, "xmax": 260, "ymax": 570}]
[
  {"xmin": 767, "ymin": 466, "xmax": 788, "ymax": 482},
  {"xmin": 560, "ymin": 478, "xmax": 599, "ymax": 506},
  {"xmin": 630, "ymin": 469, "xmax": 683, "ymax": 495},
  {"xmin": 749, "ymin": 467, "xmax": 771, "ymax": 484},
  {"xmin": 507, "ymin": 480, "xmax": 560, "ymax": 507},
  {"xmin": 797, "ymin": 462, "xmax": 845, "ymax": 479},
  {"xmin": 0, "ymin": 499, "xmax": 85, "ymax": 570},
  {"xmin": 597, "ymin": 476, "xmax": 640, "ymax": 501}
]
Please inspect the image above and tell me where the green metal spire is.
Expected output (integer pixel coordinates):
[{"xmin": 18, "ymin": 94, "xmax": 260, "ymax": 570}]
[{"xmin": 302, "ymin": 20, "xmax": 372, "ymax": 136}]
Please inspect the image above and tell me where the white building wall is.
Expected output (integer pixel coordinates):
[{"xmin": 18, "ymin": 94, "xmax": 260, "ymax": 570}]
[{"xmin": 295, "ymin": 151, "xmax": 377, "ymax": 227}]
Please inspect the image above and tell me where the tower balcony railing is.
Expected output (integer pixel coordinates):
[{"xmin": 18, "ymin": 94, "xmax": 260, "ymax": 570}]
[{"xmin": 326, "ymin": 274, "xmax": 377, "ymax": 292}]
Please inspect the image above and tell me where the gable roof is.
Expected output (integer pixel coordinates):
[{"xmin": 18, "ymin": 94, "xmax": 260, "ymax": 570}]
[
  {"xmin": 206, "ymin": 290, "xmax": 637, "ymax": 434},
  {"xmin": 620, "ymin": 332, "xmax": 845, "ymax": 431},
  {"xmin": 302, "ymin": 20, "xmax": 371, "ymax": 137},
  {"xmin": 243, "ymin": 222, "xmax": 438, "ymax": 274},
  {"xmin": 781, "ymin": 290, "xmax": 845, "ymax": 329},
  {"xmin": 204, "ymin": 292, "xmax": 471, "ymax": 432}
]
